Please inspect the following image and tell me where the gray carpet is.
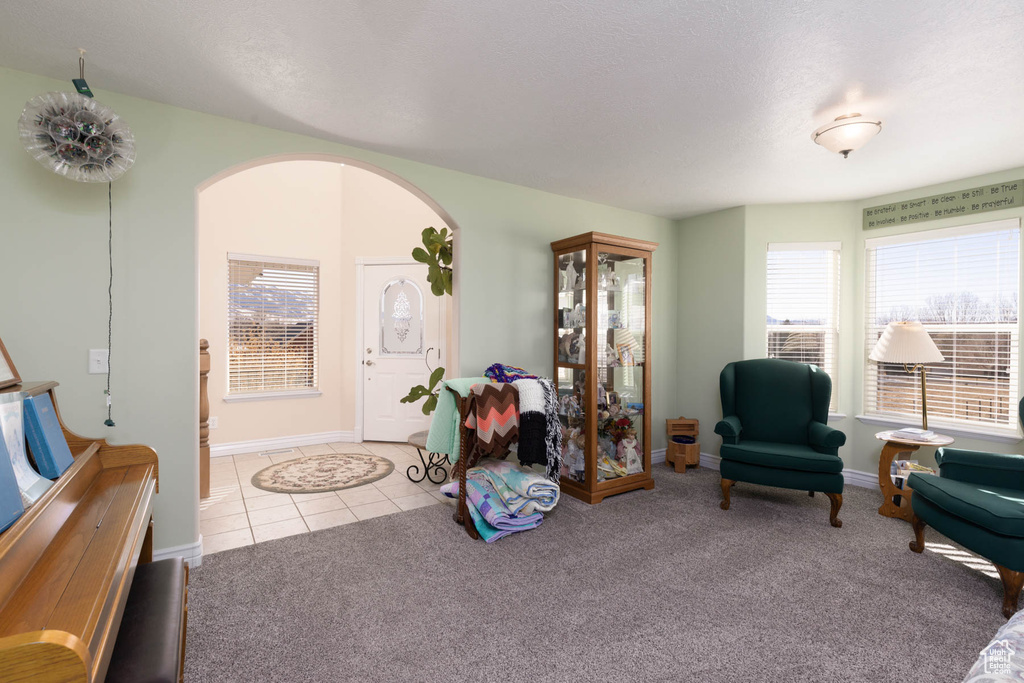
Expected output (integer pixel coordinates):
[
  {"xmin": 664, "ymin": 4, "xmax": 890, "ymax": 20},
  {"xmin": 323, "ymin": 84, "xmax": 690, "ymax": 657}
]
[{"xmin": 184, "ymin": 467, "xmax": 1005, "ymax": 682}]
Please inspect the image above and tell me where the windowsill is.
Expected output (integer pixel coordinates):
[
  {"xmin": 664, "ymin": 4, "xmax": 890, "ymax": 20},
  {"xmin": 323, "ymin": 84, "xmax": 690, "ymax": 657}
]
[
  {"xmin": 855, "ymin": 414, "xmax": 1022, "ymax": 445},
  {"xmin": 828, "ymin": 412, "xmax": 847, "ymax": 422},
  {"xmin": 224, "ymin": 389, "xmax": 322, "ymax": 403}
]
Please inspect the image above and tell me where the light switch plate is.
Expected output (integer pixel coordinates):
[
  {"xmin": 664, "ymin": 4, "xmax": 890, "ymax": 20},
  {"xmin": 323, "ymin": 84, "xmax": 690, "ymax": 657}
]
[{"xmin": 88, "ymin": 349, "xmax": 109, "ymax": 374}]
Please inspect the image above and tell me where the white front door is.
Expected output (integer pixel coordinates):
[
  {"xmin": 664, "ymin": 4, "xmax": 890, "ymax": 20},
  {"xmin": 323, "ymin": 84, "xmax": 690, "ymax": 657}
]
[{"xmin": 361, "ymin": 263, "xmax": 444, "ymax": 442}]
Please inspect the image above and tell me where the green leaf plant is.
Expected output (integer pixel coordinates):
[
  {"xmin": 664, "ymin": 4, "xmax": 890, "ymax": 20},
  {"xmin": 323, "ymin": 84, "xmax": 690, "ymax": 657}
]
[{"xmin": 400, "ymin": 227, "xmax": 453, "ymax": 415}]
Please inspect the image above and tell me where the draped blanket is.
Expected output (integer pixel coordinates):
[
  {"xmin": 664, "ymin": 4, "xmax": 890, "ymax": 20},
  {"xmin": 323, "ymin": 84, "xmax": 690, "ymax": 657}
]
[
  {"xmin": 464, "ymin": 383, "xmax": 519, "ymax": 455},
  {"xmin": 512, "ymin": 378, "xmax": 562, "ymax": 482},
  {"xmin": 426, "ymin": 377, "xmax": 488, "ymax": 463},
  {"xmin": 484, "ymin": 363, "xmax": 539, "ymax": 384}
]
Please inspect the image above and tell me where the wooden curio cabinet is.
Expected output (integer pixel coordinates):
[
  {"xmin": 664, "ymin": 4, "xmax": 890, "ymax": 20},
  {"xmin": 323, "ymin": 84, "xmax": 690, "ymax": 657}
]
[{"xmin": 551, "ymin": 232, "xmax": 657, "ymax": 503}]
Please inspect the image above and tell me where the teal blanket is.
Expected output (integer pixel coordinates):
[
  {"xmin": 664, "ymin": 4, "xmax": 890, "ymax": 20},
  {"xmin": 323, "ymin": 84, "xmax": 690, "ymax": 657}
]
[{"xmin": 425, "ymin": 377, "xmax": 488, "ymax": 463}]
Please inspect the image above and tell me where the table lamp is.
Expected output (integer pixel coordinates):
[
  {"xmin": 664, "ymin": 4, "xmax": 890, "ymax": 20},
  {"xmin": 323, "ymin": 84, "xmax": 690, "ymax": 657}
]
[{"xmin": 869, "ymin": 321, "xmax": 945, "ymax": 430}]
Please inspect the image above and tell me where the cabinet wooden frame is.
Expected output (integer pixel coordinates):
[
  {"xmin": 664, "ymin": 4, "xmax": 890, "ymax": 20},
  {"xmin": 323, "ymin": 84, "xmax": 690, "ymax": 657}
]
[
  {"xmin": 0, "ymin": 336, "xmax": 20, "ymax": 390},
  {"xmin": 551, "ymin": 233, "xmax": 657, "ymax": 504}
]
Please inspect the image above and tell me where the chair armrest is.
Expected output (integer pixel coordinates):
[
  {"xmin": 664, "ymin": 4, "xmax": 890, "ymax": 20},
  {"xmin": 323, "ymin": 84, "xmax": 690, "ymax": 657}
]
[
  {"xmin": 715, "ymin": 416, "xmax": 742, "ymax": 445},
  {"xmin": 808, "ymin": 421, "xmax": 846, "ymax": 455},
  {"xmin": 935, "ymin": 447, "xmax": 1024, "ymax": 490}
]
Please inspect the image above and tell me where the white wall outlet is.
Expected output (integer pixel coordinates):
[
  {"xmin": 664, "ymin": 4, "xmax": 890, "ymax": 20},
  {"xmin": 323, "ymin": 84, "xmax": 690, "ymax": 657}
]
[
  {"xmin": 209, "ymin": 416, "xmax": 219, "ymax": 429},
  {"xmin": 88, "ymin": 349, "xmax": 109, "ymax": 374}
]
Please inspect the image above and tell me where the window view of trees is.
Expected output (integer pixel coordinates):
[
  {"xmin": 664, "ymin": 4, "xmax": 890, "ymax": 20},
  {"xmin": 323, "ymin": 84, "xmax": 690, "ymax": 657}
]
[{"xmin": 866, "ymin": 223, "xmax": 1019, "ymax": 429}]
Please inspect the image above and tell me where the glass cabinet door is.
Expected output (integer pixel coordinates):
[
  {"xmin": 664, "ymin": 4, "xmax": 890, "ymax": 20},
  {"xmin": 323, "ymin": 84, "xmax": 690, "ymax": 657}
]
[
  {"xmin": 556, "ymin": 365, "xmax": 587, "ymax": 483},
  {"xmin": 556, "ymin": 248, "xmax": 588, "ymax": 482},
  {"xmin": 594, "ymin": 250, "xmax": 646, "ymax": 481},
  {"xmin": 556, "ymin": 250, "xmax": 586, "ymax": 365}
]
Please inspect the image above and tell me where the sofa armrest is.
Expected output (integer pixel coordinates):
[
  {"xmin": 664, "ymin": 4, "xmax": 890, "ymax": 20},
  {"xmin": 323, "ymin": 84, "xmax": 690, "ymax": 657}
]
[
  {"xmin": 935, "ymin": 447, "xmax": 1024, "ymax": 490},
  {"xmin": 715, "ymin": 416, "xmax": 742, "ymax": 445},
  {"xmin": 808, "ymin": 421, "xmax": 846, "ymax": 455}
]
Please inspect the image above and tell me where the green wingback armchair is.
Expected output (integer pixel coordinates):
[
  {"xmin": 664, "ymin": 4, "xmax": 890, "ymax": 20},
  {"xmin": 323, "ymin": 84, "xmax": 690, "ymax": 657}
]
[
  {"xmin": 907, "ymin": 403, "xmax": 1024, "ymax": 617},
  {"xmin": 715, "ymin": 359, "xmax": 847, "ymax": 526}
]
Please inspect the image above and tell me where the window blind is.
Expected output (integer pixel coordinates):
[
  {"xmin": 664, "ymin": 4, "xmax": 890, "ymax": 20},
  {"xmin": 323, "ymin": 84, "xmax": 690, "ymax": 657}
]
[
  {"xmin": 766, "ymin": 243, "xmax": 841, "ymax": 411},
  {"xmin": 227, "ymin": 255, "xmax": 319, "ymax": 394},
  {"xmin": 864, "ymin": 219, "xmax": 1020, "ymax": 430}
]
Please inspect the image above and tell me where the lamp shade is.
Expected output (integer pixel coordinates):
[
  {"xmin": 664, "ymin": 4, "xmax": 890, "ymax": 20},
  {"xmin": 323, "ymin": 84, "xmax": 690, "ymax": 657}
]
[
  {"xmin": 811, "ymin": 113, "xmax": 882, "ymax": 158},
  {"xmin": 869, "ymin": 321, "xmax": 944, "ymax": 365}
]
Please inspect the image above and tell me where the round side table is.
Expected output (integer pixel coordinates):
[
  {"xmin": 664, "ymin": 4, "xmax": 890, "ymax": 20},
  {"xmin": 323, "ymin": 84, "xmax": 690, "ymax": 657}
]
[{"xmin": 875, "ymin": 430, "xmax": 953, "ymax": 522}]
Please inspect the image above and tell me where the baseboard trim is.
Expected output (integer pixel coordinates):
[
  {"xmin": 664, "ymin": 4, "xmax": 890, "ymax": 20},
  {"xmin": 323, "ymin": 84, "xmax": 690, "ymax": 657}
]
[
  {"xmin": 684, "ymin": 451, "xmax": 876, "ymax": 489},
  {"xmin": 651, "ymin": 447, "xmax": 666, "ymax": 465},
  {"xmin": 210, "ymin": 431, "xmax": 355, "ymax": 457},
  {"xmin": 842, "ymin": 468, "xmax": 878, "ymax": 489},
  {"xmin": 154, "ymin": 536, "xmax": 204, "ymax": 568}
]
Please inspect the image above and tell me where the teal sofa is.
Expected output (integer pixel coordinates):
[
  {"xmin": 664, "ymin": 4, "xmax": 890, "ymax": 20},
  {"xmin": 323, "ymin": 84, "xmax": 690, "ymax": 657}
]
[
  {"xmin": 907, "ymin": 411, "xmax": 1024, "ymax": 617},
  {"xmin": 715, "ymin": 359, "xmax": 847, "ymax": 527}
]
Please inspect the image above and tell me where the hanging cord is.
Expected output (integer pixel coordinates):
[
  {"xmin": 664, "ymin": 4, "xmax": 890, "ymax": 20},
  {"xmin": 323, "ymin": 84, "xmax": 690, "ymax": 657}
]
[{"xmin": 105, "ymin": 181, "xmax": 115, "ymax": 427}]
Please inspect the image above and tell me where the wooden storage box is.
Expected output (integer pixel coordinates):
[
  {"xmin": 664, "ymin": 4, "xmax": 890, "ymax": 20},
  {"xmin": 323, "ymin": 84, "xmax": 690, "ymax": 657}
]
[{"xmin": 666, "ymin": 417, "xmax": 700, "ymax": 473}]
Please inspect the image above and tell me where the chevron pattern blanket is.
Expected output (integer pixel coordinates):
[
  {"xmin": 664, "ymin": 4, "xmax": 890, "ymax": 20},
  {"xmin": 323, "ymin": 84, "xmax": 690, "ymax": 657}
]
[{"xmin": 465, "ymin": 383, "xmax": 519, "ymax": 455}]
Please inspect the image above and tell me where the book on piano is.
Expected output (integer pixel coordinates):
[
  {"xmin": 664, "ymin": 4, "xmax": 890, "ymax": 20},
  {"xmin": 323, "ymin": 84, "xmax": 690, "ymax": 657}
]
[
  {"xmin": 0, "ymin": 429, "xmax": 24, "ymax": 531},
  {"xmin": 23, "ymin": 393, "xmax": 75, "ymax": 479},
  {"xmin": 0, "ymin": 393, "xmax": 52, "ymax": 506}
]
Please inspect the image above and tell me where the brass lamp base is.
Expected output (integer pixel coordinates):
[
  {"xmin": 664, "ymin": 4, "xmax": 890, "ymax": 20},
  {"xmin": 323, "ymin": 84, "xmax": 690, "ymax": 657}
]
[{"xmin": 903, "ymin": 363, "xmax": 929, "ymax": 430}]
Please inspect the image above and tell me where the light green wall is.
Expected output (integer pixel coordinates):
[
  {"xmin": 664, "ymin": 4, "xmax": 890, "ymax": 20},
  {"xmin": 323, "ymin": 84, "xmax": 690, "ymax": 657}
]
[
  {"xmin": 675, "ymin": 207, "xmax": 746, "ymax": 441},
  {"xmin": 0, "ymin": 66, "xmax": 677, "ymax": 551},
  {"xmin": 709, "ymin": 170, "xmax": 1024, "ymax": 475},
  {"xmin": 742, "ymin": 202, "xmax": 860, "ymax": 465}
]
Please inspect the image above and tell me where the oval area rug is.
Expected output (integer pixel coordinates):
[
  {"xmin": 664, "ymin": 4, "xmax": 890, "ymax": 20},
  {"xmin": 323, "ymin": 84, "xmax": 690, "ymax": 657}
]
[{"xmin": 251, "ymin": 453, "xmax": 394, "ymax": 494}]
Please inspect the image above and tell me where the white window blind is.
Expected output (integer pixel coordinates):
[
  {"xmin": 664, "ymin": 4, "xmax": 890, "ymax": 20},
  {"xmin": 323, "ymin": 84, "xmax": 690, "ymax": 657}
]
[
  {"xmin": 766, "ymin": 243, "xmax": 841, "ymax": 411},
  {"xmin": 865, "ymin": 219, "xmax": 1020, "ymax": 431},
  {"xmin": 228, "ymin": 255, "xmax": 319, "ymax": 394}
]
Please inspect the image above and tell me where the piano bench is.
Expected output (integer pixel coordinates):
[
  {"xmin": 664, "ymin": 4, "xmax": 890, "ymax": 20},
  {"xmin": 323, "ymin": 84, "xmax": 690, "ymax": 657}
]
[{"xmin": 106, "ymin": 558, "xmax": 188, "ymax": 683}]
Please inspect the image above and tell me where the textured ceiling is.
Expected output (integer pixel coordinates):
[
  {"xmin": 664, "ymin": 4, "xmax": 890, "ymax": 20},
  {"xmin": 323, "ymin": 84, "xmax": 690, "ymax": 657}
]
[{"xmin": 2, "ymin": 1, "xmax": 1024, "ymax": 217}]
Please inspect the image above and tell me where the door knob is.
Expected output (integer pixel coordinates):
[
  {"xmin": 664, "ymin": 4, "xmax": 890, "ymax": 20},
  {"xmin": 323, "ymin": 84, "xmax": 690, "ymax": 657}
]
[{"xmin": 365, "ymin": 360, "xmax": 375, "ymax": 366}]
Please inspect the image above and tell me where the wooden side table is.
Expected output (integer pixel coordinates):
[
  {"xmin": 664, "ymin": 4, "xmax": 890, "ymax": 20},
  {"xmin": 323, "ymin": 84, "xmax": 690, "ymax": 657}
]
[{"xmin": 875, "ymin": 430, "xmax": 954, "ymax": 522}]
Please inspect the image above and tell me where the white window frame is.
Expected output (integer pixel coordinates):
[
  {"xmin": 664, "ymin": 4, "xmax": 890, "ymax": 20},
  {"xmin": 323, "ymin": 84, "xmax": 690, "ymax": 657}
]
[
  {"xmin": 861, "ymin": 219, "xmax": 1020, "ymax": 439},
  {"xmin": 766, "ymin": 242, "xmax": 841, "ymax": 412},
  {"xmin": 225, "ymin": 253, "xmax": 321, "ymax": 401}
]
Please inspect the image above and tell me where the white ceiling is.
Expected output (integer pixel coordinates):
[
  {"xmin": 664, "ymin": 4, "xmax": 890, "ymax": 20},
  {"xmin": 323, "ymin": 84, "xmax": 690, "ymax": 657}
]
[{"xmin": 2, "ymin": 1, "xmax": 1024, "ymax": 218}]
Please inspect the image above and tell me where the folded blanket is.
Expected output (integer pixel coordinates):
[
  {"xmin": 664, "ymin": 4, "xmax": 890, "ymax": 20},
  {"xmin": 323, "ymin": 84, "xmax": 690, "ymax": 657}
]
[
  {"xmin": 471, "ymin": 458, "xmax": 559, "ymax": 515},
  {"xmin": 464, "ymin": 383, "xmax": 519, "ymax": 455},
  {"xmin": 441, "ymin": 478, "xmax": 543, "ymax": 543},
  {"xmin": 426, "ymin": 377, "xmax": 488, "ymax": 463},
  {"xmin": 512, "ymin": 378, "xmax": 562, "ymax": 482}
]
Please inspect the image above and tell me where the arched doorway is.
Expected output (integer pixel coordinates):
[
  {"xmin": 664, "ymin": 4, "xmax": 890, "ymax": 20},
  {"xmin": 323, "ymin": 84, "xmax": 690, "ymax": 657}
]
[{"xmin": 195, "ymin": 154, "xmax": 459, "ymax": 552}]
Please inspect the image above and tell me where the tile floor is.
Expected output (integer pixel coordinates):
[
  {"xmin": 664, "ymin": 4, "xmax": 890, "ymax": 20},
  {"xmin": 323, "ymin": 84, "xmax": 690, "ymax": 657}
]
[{"xmin": 200, "ymin": 441, "xmax": 453, "ymax": 555}]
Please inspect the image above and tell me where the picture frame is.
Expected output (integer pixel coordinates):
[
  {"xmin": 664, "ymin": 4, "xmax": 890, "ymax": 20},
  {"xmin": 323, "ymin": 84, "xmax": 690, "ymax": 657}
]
[
  {"xmin": 0, "ymin": 337, "xmax": 20, "ymax": 390},
  {"xmin": 617, "ymin": 343, "xmax": 634, "ymax": 367}
]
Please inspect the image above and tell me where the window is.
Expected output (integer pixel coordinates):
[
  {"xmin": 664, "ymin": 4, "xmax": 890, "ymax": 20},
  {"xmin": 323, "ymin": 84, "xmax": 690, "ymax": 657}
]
[
  {"xmin": 766, "ymin": 243, "xmax": 841, "ymax": 411},
  {"xmin": 227, "ymin": 254, "xmax": 319, "ymax": 395},
  {"xmin": 864, "ymin": 219, "xmax": 1020, "ymax": 432}
]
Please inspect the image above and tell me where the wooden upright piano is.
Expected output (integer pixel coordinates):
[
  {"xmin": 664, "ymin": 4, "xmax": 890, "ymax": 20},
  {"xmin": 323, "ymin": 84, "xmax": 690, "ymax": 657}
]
[{"xmin": 0, "ymin": 382, "xmax": 186, "ymax": 682}]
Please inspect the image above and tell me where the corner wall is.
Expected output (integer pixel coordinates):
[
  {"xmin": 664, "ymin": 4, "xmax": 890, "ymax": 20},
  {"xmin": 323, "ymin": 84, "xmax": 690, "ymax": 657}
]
[
  {"xmin": 675, "ymin": 207, "xmax": 746, "ymax": 440},
  {"xmin": 679, "ymin": 169, "xmax": 1024, "ymax": 476}
]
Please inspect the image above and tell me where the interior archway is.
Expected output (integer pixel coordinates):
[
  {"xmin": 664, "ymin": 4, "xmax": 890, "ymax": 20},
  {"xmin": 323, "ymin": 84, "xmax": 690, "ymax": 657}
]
[{"xmin": 195, "ymin": 154, "xmax": 459, "ymax": 550}]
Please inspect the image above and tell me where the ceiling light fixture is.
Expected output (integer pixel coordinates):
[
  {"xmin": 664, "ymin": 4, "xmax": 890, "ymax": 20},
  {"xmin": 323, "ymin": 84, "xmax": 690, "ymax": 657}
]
[{"xmin": 811, "ymin": 113, "xmax": 882, "ymax": 158}]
